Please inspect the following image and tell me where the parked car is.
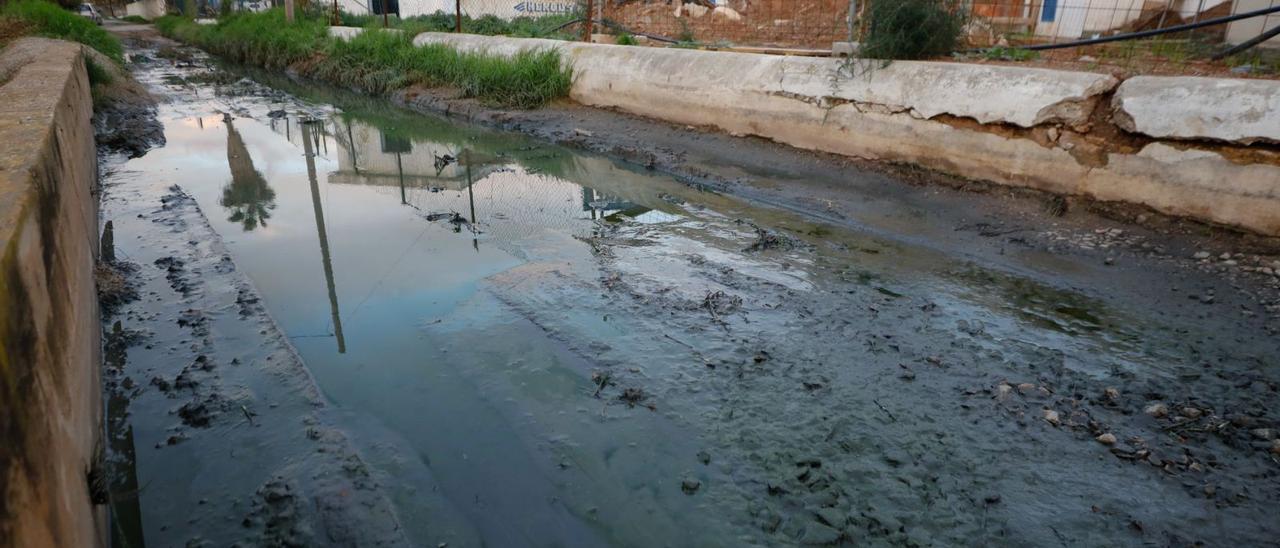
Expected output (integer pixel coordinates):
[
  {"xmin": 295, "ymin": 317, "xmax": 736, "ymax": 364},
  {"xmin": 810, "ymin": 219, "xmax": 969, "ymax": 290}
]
[{"xmin": 77, "ymin": 3, "xmax": 103, "ymax": 25}]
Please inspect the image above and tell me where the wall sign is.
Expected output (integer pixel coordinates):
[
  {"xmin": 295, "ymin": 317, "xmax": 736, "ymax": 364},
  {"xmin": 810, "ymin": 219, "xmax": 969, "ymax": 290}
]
[{"xmin": 513, "ymin": 1, "xmax": 578, "ymax": 15}]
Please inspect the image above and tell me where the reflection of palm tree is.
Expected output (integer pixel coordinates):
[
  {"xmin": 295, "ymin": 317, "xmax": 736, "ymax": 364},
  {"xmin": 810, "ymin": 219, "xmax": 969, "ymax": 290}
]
[{"xmin": 220, "ymin": 115, "xmax": 276, "ymax": 231}]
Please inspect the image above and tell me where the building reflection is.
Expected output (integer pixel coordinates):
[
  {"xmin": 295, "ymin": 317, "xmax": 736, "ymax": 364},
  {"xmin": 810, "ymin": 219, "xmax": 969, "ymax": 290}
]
[
  {"xmin": 220, "ymin": 114, "xmax": 277, "ymax": 231},
  {"xmin": 322, "ymin": 116, "xmax": 685, "ymax": 253}
]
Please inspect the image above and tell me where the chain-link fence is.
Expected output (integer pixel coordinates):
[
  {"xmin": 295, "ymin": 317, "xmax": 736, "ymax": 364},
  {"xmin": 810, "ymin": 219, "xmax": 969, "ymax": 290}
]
[
  {"xmin": 332, "ymin": 0, "xmax": 586, "ymax": 36},
  {"xmin": 599, "ymin": 0, "xmax": 854, "ymax": 51},
  {"xmin": 964, "ymin": 0, "xmax": 1279, "ymax": 74},
  {"xmin": 327, "ymin": 0, "xmax": 1279, "ymax": 72}
]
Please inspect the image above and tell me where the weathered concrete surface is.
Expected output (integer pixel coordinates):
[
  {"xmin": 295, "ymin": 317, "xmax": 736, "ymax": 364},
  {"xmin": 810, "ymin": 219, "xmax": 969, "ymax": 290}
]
[
  {"xmin": 0, "ymin": 38, "xmax": 103, "ymax": 547},
  {"xmin": 1114, "ymin": 76, "xmax": 1280, "ymax": 145},
  {"xmin": 404, "ymin": 32, "xmax": 1280, "ymax": 235},
  {"xmin": 410, "ymin": 32, "xmax": 1118, "ymax": 128},
  {"xmin": 328, "ymin": 25, "xmax": 402, "ymax": 40}
]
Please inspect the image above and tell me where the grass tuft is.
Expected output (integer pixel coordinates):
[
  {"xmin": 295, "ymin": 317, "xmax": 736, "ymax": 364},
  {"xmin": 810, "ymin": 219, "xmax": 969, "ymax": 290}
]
[
  {"xmin": 0, "ymin": 0, "xmax": 123, "ymax": 62},
  {"xmin": 84, "ymin": 54, "xmax": 113, "ymax": 85},
  {"xmin": 156, "ymin": 10, "xmax": 572, "ymax": 108}
]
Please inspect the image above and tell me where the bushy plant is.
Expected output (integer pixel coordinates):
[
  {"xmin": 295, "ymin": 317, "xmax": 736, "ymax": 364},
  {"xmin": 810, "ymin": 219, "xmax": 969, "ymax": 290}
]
[
  {"xmin": 861, "ymin": 0, "xmax": 966, "ymax": 60},
  {"xmin": 156, "ymin": 10, "xmax": 572, "ymax": 108},
  {"xmin": 0, "ymin": 0, "xmax": 123, "ymax": 62}
]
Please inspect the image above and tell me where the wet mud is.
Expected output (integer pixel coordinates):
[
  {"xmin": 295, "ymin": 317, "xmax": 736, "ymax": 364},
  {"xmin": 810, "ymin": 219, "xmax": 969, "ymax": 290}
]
[{"xmin": 96, "ymin": 35, "xmax": 1280, "ymax": 547}]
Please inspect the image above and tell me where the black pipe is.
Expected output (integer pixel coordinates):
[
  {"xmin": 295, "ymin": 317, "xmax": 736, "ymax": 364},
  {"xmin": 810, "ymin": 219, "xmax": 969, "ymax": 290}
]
[
  {"xmin": 1212, "ymin": 23, "xmax": 1280, "ymax": 60},
  {"xmin": 976, "ymin": 4, "xmax": 1280, "ymax": 52}
]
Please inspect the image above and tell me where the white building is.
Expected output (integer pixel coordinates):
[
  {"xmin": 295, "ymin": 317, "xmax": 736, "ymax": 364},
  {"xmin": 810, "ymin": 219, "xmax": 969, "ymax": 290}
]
[
  {"xmin": 337, "ymin": 0, "xmax": 579, "ymax": 19},
  {"xmin": 974, "ymin": 0, "xmax": 1271, "ymax": 43}
]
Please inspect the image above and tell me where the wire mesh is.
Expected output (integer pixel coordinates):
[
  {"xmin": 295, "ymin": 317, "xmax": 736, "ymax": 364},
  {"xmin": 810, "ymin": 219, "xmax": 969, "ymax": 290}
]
[
  {"xmin": 600, "ymin": 0, "xmax": 854, "ymax": 50},
  {"xmin": 329, "ymin": 0, "xmax": 1279, "ymax": 72},
  {"xmin": 964, "ymin": 0, "xmax": 1279, "ymax": 74}
]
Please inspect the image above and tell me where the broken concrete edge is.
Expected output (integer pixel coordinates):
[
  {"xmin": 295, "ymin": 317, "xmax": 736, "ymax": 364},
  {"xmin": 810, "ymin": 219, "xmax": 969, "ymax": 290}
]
[
  {"xmin": 0, "ymin": 38, "xmax": 104, "ymax": 547},
  {"xmin": 397, "ymin": 29, "xmax": 1116, "ymax": 129},
  {"xmin": 329, "ymin": 25, "xmax": 402, "ymax": 41},
  {"xmin": 333, "ymin": 26, "xmax": 1280, "ymax": 145},
  {"xmin": 1113, "ymin": 76, "xmax": 1280, "ymax": 145}
]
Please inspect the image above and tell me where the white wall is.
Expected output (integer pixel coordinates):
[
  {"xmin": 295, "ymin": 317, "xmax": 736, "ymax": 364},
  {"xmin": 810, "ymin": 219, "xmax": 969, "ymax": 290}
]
[
  {"xmin": 341, "ymin": 0, "xmax": 579, "ymax": 19},
  {"xmin": 1226, "ymin": 0, "xmax": 1280, "ymax": 47},
  {"xmin": 125, "ymin": 0, "xmax": 166, "ymax": 19}
]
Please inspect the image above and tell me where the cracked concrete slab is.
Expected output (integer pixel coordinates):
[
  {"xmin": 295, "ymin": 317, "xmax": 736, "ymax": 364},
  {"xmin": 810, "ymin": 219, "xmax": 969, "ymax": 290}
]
[
  {"xmin": 407, "ymin": 31, "xmax": 1118, "ymax": 128},
  {"xmin": 1114, "ymin": 76, "xmax": 1280, "ymax": 145}
]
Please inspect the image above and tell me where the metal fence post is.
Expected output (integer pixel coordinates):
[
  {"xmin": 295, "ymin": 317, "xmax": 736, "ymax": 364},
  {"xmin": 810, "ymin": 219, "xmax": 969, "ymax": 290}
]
[
  {"xmin": 848, "ymin": 0, "xmax": 857, "ymax": 42},
  {"xmin": 582, "ymin": 0, "xmax": 595, "ymax": 42}
]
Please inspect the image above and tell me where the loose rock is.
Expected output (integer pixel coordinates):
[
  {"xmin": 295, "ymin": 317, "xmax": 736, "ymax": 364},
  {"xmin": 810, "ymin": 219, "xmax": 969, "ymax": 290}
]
[
  {"xmin": 799, "ymin": 522, "xmax": 842, "ymax": 545},
  {"xmin": 681, "ymin": 478, "xmax": 701, "ymax": 495},
  {"xmin": 1144, "ymin": 403, "xmax": 1168, "ymax": 418}
]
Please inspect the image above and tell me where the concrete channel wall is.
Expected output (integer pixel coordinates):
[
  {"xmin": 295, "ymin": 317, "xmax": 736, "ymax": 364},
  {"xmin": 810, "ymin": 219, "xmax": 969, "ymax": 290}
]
[
  {"xmin": 0, "ymin": 38, "xmax": 103, "ymax": 547},
  {"xmin": 348, "ymin": 27, "xmax": 1279, "ymax": 234}
]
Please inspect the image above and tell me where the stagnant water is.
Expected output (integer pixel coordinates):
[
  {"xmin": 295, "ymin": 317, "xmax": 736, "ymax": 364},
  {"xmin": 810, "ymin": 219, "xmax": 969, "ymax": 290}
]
[{"xmin": 99, "ymin": 47, "xmax": 1280, "ymax": 547}]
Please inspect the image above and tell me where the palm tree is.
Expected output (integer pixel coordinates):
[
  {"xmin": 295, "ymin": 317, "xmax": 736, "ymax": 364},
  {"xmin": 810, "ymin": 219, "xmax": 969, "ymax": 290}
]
[{"xmin": 220, "ymin": 115, "xmax": 276, "ymax": 231}]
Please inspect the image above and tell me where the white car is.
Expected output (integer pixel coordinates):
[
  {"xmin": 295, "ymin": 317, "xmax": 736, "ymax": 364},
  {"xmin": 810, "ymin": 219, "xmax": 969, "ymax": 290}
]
[{"xmin": 77, "ymin": 4, "xmax": 103, "ymax": 25}]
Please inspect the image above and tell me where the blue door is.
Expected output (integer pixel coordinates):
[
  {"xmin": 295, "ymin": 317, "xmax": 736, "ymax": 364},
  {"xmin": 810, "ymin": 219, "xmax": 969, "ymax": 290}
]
[{"xmin": 1041, "ymin": 0, "xmax": 1057, "ymax": 22}]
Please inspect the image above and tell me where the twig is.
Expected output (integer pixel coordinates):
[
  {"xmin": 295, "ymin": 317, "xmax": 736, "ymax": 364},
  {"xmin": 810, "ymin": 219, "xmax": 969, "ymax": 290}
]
[
  {"xmin": 664, "ymin": 333, "xmax": 715, "ymax": 368},
  {"xmin": 873, "ymin": 399, "xmax": 897, "ymax": 422}
]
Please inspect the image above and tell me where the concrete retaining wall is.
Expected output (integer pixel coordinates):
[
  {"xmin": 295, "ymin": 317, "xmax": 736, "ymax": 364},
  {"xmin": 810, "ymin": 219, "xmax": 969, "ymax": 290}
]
[
  {"xmin": 331, "ymin": 28, "xmax": 1280, "ymax": 235},
  {"xmin": 0, "ymin": 38, "xmax": 104, "ymax": 547}
]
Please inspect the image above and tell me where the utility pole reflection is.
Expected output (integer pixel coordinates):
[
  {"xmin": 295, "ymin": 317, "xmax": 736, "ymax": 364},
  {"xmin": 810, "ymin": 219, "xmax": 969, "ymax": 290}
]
[
  {"xmin": 301, "ymin": 120, "xmax": 347, "ymax": 354},
  {"xmin": 465, "ymin": 149, "xmax": 478, "ymax": 252}
]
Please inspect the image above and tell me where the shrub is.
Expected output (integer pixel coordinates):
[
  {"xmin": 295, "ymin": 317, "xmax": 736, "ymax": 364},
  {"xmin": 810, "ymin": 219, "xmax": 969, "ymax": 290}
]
[
  {"xmin": 121, "ymin": 15, "xmax": 150, "ymax": 24},
  {"xmin": 861, "ymin": 0, "xmax": 966, "ymax": 60},
  {"xmin": 0, "ymin": 0, "xmax": 123, "ymax": 62}
]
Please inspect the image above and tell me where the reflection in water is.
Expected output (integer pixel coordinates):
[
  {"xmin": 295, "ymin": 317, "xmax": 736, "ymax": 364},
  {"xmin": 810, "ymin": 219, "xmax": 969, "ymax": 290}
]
[
  {"xmin": 220, "ymin": 115, "xmax": 276, "ymax": 231},
  {"xmin": 329, "ymin": 118, "xmax": 656, "ymax": 238},
  {"xmin": 105, "ymin": 324, "xmax": 145, "ymax": 548},
  {"xmin": 302, "ymin": 120, "xmax": 347, "ymax": 354}
]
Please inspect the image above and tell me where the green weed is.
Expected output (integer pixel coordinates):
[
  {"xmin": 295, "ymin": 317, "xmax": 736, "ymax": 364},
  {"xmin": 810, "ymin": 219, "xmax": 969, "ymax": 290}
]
[
  {"xmin": 982, "ymin": 45, "xmax": 1038, "ymax": 62},
  {"xmin": 0, "ymin": 0, "xmax": 123, "ymax": 62},
  {"xmin": 84, "ymin": 54, "xmax": 113, "ymax": 85},
  {"xmin": 156, "ymin": 10, "xmax": 572, "ymax": 108}
]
